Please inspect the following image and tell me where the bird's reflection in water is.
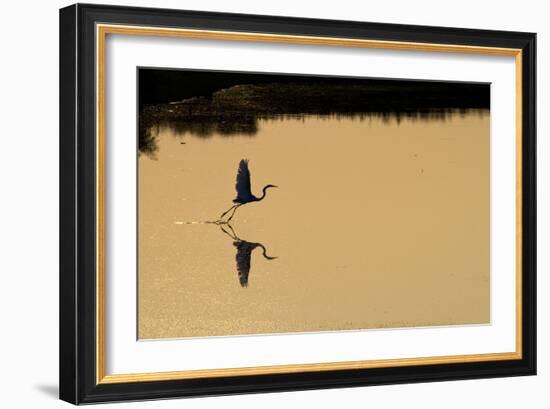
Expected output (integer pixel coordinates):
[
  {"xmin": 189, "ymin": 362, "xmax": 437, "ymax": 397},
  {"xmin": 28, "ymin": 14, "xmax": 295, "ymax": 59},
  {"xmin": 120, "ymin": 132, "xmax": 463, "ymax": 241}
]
[{"xmin": 219, "ymin": 223, "xmax": 277, "ymax": 287}]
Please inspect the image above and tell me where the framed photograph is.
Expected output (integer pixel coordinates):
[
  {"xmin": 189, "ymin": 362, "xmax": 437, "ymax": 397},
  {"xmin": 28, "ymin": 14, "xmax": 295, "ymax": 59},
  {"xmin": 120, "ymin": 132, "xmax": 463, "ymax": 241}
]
[{"xmin": 59, "ymin": 3, "xmax": 536, "ymax": 404}]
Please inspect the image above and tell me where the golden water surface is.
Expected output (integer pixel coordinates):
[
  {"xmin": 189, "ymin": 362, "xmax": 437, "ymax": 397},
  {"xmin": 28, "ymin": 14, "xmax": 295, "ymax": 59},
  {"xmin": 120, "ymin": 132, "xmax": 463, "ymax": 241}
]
[{"xmin": 138, "ymin": 112, "xmax": 490, "ymax": 339}]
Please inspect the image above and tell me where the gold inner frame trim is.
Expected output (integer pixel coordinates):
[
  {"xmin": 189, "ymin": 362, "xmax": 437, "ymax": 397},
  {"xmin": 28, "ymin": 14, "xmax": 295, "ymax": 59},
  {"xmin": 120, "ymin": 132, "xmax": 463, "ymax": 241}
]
[{"xmin": 96, "ymin": 23, "xmax": 523, "ymax": 385}]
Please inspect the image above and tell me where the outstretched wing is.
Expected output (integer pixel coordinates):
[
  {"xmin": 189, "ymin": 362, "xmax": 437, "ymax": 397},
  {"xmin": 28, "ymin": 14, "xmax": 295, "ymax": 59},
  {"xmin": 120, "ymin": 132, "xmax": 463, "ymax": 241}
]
[
  {"xmin": 234, "ymin": 159, "xmax": 254, "ymax": 202},
  {"xmin": 234, "ymin": 241, "xmax": 254, "ymax": 287}
]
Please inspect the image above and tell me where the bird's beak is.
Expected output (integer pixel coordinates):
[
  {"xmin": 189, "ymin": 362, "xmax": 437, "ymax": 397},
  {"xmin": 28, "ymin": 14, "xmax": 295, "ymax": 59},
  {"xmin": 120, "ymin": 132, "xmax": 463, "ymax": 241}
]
[{"xmin": 272, "ymin": 185, "xmax": 279, "ymax": 188}]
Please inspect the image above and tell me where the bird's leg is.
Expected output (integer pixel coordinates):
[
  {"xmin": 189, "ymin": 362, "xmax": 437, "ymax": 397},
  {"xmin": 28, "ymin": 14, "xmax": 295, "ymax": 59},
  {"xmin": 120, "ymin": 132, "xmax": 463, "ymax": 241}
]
[
  {"xmin": 225, "ymin": 223, "xmax": 241, "ymax": 241},
  {"xmin": 219, "ymin": 224, "xmax": 239, "ymax": 241},
  {"xmin": 220, "ymin": 204, "xmax": 238, "ymax": 220},
  {"xmin": 226, "ymin": 204, "xmax": 242, "ymax": 222}
]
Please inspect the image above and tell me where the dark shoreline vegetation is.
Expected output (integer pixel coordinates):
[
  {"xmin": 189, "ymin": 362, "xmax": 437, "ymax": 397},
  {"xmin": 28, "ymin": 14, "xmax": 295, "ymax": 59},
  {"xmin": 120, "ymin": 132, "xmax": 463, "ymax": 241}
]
[{"xmin": 138, "ymin": 71, "xmax": 490, "ymax": 157}]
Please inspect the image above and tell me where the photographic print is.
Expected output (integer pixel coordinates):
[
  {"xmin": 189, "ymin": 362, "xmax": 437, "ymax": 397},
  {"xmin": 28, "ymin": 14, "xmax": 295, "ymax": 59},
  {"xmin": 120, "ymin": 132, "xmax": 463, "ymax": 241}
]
[
  {"xmin": 137, "ymin": 69, "xmax": 490, "ymax": 340},
  {"xmin": 60, "ymin": 6, "xmax": 536, "ymax": 403}
]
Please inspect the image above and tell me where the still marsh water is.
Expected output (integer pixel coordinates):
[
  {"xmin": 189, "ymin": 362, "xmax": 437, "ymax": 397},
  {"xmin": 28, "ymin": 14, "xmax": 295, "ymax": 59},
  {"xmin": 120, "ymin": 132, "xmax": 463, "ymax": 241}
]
[{"xmin": 138, "ymin": 112, "xmax": 490, "ymax": 339}]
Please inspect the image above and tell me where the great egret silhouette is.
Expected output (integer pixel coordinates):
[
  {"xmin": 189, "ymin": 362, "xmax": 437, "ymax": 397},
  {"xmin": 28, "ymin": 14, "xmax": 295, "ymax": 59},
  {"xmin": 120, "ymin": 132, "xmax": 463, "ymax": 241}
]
[
  {"xmin": 219, "ymin": 159, "xmax": 277, "ymax": 222},
  {"xmin": 220, "ymin": 224, "xmax": 277, "ymax": 287}
]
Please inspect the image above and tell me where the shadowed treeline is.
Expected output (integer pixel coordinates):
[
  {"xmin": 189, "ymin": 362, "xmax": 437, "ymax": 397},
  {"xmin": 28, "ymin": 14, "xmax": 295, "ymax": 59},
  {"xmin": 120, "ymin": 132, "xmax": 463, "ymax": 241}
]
[
  {"xmin": 138, "ymin": 69, "xmax": 490, "ymax": 156},
  {"xmin": 139, "ymin": 69, "xmax": 490, "ymax": 109}
]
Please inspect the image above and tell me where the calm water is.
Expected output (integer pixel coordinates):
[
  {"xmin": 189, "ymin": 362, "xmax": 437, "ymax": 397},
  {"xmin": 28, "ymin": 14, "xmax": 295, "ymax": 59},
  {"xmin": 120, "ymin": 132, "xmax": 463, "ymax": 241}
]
[{"xmin": 138, "ymin": 112, "xmax": 490, "ymax": 339}]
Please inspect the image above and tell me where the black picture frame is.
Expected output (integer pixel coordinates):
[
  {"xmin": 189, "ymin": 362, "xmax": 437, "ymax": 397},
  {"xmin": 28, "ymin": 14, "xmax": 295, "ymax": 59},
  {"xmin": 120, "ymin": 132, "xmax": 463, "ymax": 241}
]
[{"xmin": 60, "ymin": 3, "xmax": 536, "ymax": 404}]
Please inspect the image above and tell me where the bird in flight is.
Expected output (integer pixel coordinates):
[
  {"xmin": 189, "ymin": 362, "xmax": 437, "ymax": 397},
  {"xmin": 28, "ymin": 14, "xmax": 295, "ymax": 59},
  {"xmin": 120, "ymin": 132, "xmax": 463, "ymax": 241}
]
[
  {"xmin": 219, "ymin": 159, "xmax": 277, "ymax": 222},
  {"xmin": 220, "ymin": 224, "xmax": 277, "ymax": 287}
]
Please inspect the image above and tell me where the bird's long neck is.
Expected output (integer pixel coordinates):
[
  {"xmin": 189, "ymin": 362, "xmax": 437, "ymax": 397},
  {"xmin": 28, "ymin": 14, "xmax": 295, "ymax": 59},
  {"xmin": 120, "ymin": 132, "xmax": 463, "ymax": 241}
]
[
  {"xmin": 257, "ymin": 243, "xmax": 277, "ymax": 260},
  {"xmin": 258, "ymin": 185, "xmax": 271, "ymax": 201}
]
